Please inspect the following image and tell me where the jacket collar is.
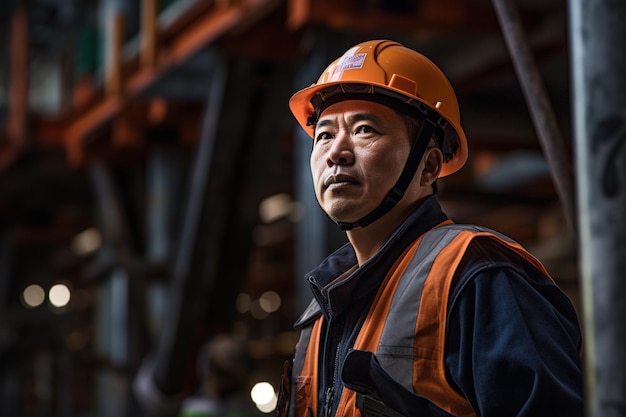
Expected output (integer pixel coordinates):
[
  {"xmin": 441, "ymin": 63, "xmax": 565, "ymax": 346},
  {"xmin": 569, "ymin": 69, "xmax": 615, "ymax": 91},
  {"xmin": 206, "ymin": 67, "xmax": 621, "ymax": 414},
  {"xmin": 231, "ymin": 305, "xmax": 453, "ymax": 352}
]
[{"xmin": 297, "ymin": 195, "xmax": 449, "ymax": 324}]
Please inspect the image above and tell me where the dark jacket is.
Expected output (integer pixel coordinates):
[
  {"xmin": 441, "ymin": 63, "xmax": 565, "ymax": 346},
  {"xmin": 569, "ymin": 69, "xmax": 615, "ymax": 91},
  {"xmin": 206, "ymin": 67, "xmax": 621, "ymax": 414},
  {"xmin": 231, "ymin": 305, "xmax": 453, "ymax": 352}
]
[{"xmin": 291, "ymin": 195, "xmax": 582, "ymax": 417}]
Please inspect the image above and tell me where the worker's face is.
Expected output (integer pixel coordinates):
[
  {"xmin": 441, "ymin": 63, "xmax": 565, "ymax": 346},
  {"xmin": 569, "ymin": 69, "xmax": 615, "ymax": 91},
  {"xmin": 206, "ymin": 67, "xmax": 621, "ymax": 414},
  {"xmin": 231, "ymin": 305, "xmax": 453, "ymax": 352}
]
[{"xmin": 310, "ymin": 100, "xmax": 412, "ymax": 223}]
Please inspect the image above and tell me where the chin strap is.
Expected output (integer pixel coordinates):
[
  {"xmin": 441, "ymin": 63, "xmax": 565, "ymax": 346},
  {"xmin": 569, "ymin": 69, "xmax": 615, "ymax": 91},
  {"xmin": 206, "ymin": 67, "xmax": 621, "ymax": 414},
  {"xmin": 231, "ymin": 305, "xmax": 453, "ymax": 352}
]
[{"xmin": 334, "ymin": 119, "xmax": 437, "ymax": 231}]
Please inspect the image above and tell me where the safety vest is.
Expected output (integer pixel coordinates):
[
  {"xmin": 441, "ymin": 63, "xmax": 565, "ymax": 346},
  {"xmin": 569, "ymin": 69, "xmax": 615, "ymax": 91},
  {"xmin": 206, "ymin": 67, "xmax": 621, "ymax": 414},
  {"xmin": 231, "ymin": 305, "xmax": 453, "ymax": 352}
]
[{"xmin": 289, "ymin": 224, "xmax": 553, "ymax": 417}]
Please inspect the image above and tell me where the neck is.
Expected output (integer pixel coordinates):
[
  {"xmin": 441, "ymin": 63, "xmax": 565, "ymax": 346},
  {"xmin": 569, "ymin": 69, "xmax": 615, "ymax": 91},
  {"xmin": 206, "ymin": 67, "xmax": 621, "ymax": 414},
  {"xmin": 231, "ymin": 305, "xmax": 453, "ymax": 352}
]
[{"xmin": 346, "ymin": 196, "xmax": 428, "ymax": 265}]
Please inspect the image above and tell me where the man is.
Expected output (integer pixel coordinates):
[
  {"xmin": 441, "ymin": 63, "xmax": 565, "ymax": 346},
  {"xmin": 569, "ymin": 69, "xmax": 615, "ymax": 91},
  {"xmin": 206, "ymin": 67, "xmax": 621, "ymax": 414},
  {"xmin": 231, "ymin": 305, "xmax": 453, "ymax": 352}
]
[{"xmin": 279, "ymin": 40, "xmax": 582, "ymax": 417}]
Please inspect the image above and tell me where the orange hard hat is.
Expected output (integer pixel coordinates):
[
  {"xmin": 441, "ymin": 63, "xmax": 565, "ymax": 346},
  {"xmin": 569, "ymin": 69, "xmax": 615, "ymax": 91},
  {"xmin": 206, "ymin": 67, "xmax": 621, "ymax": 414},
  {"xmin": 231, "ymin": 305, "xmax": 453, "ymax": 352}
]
[{"xmin": 289, "ymin": 39, "xmax": 468, "ymax": 177}]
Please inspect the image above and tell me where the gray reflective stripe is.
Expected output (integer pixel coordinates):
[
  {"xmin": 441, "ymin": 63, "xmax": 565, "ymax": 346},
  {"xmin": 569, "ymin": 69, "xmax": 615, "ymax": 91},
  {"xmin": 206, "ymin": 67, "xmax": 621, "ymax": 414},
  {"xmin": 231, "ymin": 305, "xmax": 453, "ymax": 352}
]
[
  {"xmin": 375, "ymin": 224, "xmax": 510, "ymax": 390},
  {"xmin": 448, "ymin": 224, "xmax": 516, "ymax": 244}
]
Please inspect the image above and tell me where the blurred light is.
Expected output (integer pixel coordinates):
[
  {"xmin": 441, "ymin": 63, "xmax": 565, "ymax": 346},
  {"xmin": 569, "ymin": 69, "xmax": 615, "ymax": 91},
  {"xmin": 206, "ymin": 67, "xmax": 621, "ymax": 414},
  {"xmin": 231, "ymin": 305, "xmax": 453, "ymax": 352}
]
[
  {"xmin": 257, "ymin": 394, "xmax": 278, "ymax": 413},
  {"xmin": 22, "ymin": 284, "xmax": 45, "ymax": 308},
  {"xmin": 259, "ymin": 193, "xmax": 295, "ymax": 223},
  {"xmin": 251, "ymin": 382, "xmax": 277, "ymax": 413},
  {"xmin": 49, "ymin": 283, "xmax": 71, "ymax": 308},
  {"xmin": 259, "ymin": 291, "xmax": 281, "ymax": 313},
  {"xmin": 236, "ymin": 293, "xmax": 251, "ymax": 313},
  {"xmin": 71, "ymin": 228, "xmax": 102, "ymax": 255}
]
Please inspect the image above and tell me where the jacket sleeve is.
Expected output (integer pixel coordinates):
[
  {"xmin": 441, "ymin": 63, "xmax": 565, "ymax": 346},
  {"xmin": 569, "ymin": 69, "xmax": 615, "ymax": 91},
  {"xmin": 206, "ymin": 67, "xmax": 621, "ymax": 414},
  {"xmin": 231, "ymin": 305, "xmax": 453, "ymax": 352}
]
[{"xmin": 444, "ymin": 265, "xmax": 583, "ymax": 417}]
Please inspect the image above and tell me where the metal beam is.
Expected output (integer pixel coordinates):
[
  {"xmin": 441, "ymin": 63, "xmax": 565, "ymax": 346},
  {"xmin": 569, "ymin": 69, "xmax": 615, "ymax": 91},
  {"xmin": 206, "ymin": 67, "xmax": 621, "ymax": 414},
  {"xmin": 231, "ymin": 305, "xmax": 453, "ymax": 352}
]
[
  {"xmin": 491, "ymin": 0, "xmax": 577, "ymax": 233},
  {"xmin": 63, "ymin": 0, "xmax": 281, "ymax": 164}
]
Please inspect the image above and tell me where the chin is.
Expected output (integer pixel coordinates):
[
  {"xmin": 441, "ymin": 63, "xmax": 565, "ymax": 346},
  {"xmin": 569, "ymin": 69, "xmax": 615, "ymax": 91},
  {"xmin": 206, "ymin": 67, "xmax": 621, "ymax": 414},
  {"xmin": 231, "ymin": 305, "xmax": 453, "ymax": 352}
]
[
  {"xmin": 324, "ymin": 202, "xmax": 371, "ymax": 223},
  {"xmin": 328, "ymin": 211, "xmax": 367, "ymax": 224}
]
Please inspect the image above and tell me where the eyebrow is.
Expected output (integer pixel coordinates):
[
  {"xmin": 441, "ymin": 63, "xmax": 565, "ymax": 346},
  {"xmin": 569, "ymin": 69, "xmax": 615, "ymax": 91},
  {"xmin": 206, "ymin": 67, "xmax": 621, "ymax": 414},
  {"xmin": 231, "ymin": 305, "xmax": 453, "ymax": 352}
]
[{"xmin": 315, "ymin": 111, "xmax": 382, "ymax": 131}]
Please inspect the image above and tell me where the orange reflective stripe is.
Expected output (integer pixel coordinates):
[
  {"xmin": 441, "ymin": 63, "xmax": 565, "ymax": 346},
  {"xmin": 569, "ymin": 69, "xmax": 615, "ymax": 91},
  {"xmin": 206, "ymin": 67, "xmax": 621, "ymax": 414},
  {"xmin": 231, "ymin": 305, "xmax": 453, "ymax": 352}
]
[
  {"xmin": 414, "ymin": 229, "xmax": 550, "ymax": 417},
  {"xmin": 296, "ymin": 317, "xmax": 323, "ymax": 417}
]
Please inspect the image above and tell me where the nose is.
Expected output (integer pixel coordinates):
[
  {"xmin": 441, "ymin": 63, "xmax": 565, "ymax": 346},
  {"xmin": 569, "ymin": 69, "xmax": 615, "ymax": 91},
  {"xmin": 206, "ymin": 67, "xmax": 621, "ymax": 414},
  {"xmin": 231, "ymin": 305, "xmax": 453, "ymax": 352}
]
[{"xmin": 327, "ymin": 132, "xmax": 354, "ymax": 167}]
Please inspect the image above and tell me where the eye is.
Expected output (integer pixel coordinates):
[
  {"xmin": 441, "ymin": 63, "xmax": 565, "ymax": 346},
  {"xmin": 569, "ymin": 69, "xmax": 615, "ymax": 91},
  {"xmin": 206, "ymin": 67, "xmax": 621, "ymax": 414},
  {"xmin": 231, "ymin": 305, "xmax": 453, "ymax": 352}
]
[
  {"xmin": 314, "ymin": 131, "xmax": 333, "ymax": 144},
  {"xmin": 355, "ymin": 125, "xmax": 376, "ymax": 135}
]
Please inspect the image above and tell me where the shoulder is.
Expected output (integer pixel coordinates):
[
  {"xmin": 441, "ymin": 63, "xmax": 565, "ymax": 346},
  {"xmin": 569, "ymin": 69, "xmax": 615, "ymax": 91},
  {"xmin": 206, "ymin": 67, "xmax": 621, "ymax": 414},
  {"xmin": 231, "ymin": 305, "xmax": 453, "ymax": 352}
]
[
  {"xmin": 445, "ymin": 232, "xmax": 580, "ymax": 342},
  {"xmin": 451, "ymin": 232, "xmax": 553, "ymax": 293},
  {"xmin": 420, "ymin": 224, "xmax": 548, "ymax": 283},
  {"xmin": 422, "ymin": 225, "xmax": 561, "ymax": 307}
]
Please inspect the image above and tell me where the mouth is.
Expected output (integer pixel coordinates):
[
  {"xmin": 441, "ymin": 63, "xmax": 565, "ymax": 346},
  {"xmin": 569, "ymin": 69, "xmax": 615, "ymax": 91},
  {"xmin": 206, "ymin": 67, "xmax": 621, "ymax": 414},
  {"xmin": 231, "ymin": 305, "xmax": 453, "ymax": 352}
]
[{"xmin": 323, "ymin": 174, "xmax": 357, "ymax": 189}]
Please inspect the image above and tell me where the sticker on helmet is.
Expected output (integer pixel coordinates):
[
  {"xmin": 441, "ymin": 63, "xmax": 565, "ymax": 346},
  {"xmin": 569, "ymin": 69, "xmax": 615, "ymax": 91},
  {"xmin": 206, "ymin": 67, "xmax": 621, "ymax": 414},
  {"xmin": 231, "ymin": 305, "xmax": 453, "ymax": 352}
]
[
  {"xmin": 330, "ymin": 52, "xmax": 367, "ymax": 82},
  {"xmin": 339, "ymin": 53, "xmax": 367, "ymax": 71}
]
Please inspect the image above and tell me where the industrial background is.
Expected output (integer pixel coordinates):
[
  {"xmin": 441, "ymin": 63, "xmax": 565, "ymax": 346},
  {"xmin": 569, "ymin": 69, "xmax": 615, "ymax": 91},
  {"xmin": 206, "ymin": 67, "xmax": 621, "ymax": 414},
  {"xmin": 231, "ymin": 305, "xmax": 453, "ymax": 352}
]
[{"xmin": 0, "ymin": 0, "xmax": 624, "ymax": 416}]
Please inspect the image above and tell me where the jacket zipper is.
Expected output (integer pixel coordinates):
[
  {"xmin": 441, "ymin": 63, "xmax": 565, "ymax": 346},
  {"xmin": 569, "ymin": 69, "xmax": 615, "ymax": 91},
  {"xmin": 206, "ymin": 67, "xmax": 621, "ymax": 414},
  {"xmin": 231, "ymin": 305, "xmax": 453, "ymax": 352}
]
[
  {"xmin": 324, "ymin": 343, "xmax": 341, "ymax": 416},
  {"xmin": 308, "ymin": 275, "xmax": 346, "ymax": 417},
  {"xmin": 324, "ymin": 386, "xmax": 334, "ymax": 417}
]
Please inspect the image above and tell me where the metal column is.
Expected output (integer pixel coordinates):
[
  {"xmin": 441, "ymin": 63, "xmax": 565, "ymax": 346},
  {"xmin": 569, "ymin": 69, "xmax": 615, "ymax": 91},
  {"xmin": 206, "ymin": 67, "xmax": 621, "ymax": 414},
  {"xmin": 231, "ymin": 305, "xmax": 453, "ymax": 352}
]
[
  {"xmin": 570, "ymin": 1, "xmax": 626, "ymax": 416},
  {"xmin": 90, "ymin": 163, "xmax": 137, "ymax": 417},
  {"xmin": 133, "ymin": 51, "xmax": 229, "ymax": 417},
  {"xmin": 145, "ymin": 146, "xmax": 183, "ymax": 347}
]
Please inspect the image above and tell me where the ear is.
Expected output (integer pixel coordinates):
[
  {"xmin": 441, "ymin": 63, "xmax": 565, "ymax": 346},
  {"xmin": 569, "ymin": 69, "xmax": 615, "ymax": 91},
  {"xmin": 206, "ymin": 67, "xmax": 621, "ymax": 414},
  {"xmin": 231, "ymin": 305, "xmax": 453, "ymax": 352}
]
[{"xmin": 420, "ymin": 147, "xmax": 443, "ymax": 186}]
